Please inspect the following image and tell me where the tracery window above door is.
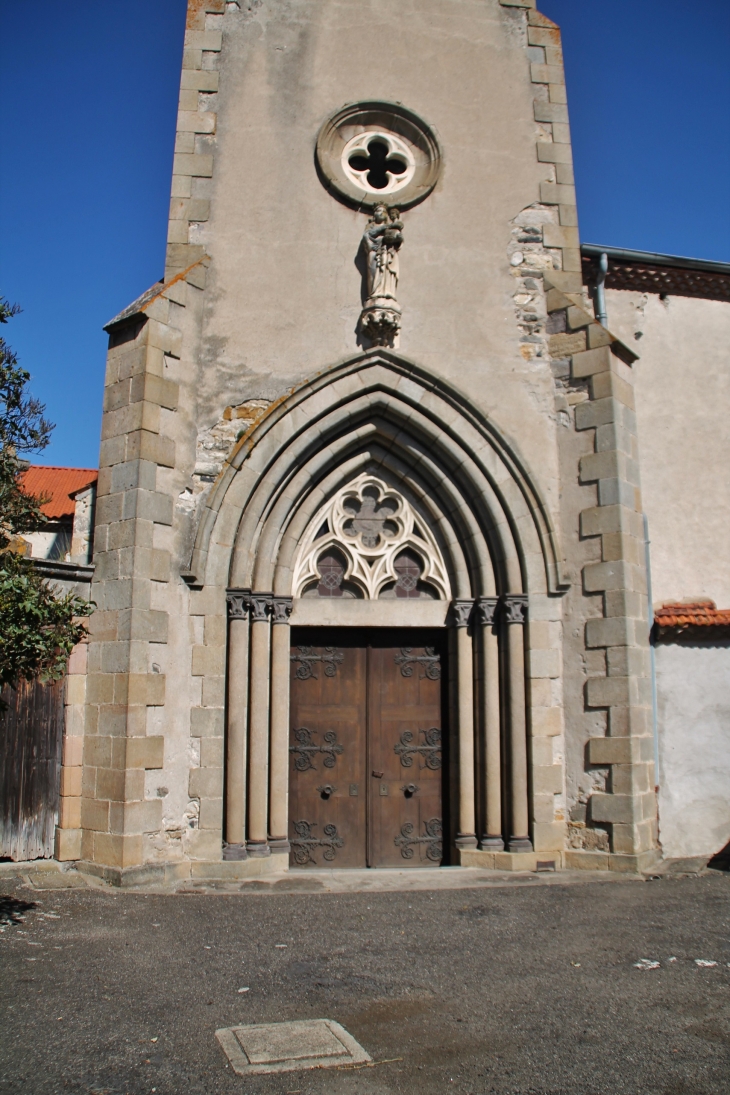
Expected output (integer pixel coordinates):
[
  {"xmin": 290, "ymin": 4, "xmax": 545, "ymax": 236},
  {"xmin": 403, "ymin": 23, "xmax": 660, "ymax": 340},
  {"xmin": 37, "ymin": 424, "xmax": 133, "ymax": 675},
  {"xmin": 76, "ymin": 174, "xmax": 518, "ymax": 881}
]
[{"xmin": 294, "ymin": 475, "xmax": 450, "ymax": 601}]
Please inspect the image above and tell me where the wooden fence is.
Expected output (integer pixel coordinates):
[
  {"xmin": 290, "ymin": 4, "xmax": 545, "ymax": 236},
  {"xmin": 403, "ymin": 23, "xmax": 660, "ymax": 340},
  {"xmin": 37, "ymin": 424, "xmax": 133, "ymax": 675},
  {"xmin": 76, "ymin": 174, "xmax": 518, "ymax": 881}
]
[{"xmin": 0, "ymin": 677, "xmax": 65, "ymax": 861}]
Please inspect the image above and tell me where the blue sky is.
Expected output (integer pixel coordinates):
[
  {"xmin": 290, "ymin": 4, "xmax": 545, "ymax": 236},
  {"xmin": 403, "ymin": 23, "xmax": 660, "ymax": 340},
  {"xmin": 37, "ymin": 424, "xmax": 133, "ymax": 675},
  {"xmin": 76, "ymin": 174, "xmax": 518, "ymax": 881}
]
[{"xmin": 1, "ymin": 0, "xmax": 728, "ymax": 468}]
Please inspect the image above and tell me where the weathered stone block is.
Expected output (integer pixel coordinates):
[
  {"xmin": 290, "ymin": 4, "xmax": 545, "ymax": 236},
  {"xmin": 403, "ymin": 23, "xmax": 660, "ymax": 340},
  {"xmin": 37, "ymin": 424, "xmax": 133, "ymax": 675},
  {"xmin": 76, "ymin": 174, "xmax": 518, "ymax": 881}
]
[
  {"xmin": 527, "ymin": 26, "xmax": 561, "ymax": 48},
  {"xmin": 81, "ymin": 796, "xmax": 110, "ymax": 832},
  {"xmin": 126, "ymin": 736, "xmax": 164, "ymax": 770},
  {"xmin": 199, "ymin": 797, "xmax": 224, "ymax": 829},
  {"xmin": 532, "ymin": 822, "xmax": 566, "ymax": 852},
  {"xmin": 536, "ymin": 142, "xmax": 572, "ymax": 164},
  {"xmin": 532, "ymin": 764, "xmax": 563, "ymax": 795},
  {"xmin": 180, "ymin": 69, "xmax": 219, "ymax": 91},
  {"xmin": 572, "ymin": 345, "xmax": 611, "ymax": 379},
  {"xmin": 120, "ymin": 800, "xmax": 163, "ymax": 835},
  {"xmin": 588, "ymin": 736, "xmax": 633, "ymax": 765},
  {"xmin": 529, "ymin": 648, "xmax": 560, "ymax": 678},
  {"xmin": 93, "ymin": 832, "xmax": 144, "ymax": 868},
  {"xmin": 530, "ymin": 706, "xmax": 562, "ymax": 737},
  {"xmin": 579, "ymin": 450, "xmax": 623, "ymax": 484},
  {"xmin": 189, "ymin": 766, "xmax": 224, "ymax": 799},
  {"xmin": 121, "ymin": 431, "xmax": 174, "ymax": 470},
  {"xmin": 96, "ymin": 767, "xmax": 126, "ymax": 802},
  {"xmin": 190, "ymin": 707, "xmax": 225, "ymax": 737},
  {"xmin": 531, "ymin": 63, "xmax": 564, "ymax": 85},
  {"xmin": 589, "ymin": 792, "xmax": 634, "ymax": 825},
  {"xmin": 539, "ymin": 182, "xmax": 576, "ymax": 205},
  {"xmin": 173, "ymin": 153, "xmax": 214, "ymax": 178},
  {"xmin": 200, "ymin": 737, "xmax": 224, "ymax": 768},
  {"xmin": 55, "ymin": 828, "xmax": 82, "ymax": 861},
  {"xmin": 177, "ymin": 110, "xmax": 216, "ymax": 134},
  {"xmin": 184, "ymin": 30, "xmax": 222, "ymax": 51},
  {"xmin": 585, "ymin": 675, "xmax": 631, "ymax": 708},
  {"xmin": 589, "ymin": 370, "xmax": 635, "ymax": 409},
  {"xmin": 585, "ymin": 616, "xmax": 631, "ymax": 649},
  {"xmin": 128, "ymin": 373, "xmax": 179, "ymax": 410},
  {"xmin": 192, "ymin": 644, "xmax": 226, "ymax": 677}
]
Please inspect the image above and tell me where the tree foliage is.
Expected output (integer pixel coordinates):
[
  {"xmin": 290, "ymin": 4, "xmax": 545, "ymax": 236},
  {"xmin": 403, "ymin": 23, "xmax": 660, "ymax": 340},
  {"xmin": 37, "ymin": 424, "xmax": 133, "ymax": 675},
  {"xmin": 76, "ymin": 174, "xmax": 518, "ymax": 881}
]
[{"xmin": 0, "ymin": 298, "xmax": 92, "ymax": 697}]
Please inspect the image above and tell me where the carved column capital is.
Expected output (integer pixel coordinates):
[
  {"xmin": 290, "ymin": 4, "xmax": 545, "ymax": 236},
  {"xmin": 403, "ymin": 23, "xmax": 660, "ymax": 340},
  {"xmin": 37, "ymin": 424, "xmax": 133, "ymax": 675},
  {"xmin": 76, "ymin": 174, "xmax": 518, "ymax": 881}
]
[
  {"xmin": 450, "ymin": 598, "xmax": 475, "ymax": 628},
  {"xmin": 476, "ymin": 596, "xmax": 499, "ymax": 626},
  {"xmin": 226, "ymin": 589, "xmax": 251, "ymax": 619},
  {"xmin": 271, "ymin": 596, "xmax": 293, "ymax": 624},
  {"xmin": 249, "ymin": 593, "xmax": 273, "ymax": 623},
  {"xmin": 502, "ymin": 593, "xmax": 529, "ymax": 625}
]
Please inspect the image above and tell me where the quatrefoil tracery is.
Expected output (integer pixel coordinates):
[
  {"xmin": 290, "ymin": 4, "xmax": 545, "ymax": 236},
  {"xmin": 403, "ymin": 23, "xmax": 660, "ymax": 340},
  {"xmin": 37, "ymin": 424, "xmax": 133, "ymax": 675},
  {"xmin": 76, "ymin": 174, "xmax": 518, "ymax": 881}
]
[{"xmin": 292, "ymin": 474, "xmax": 450, "ymax": 601}]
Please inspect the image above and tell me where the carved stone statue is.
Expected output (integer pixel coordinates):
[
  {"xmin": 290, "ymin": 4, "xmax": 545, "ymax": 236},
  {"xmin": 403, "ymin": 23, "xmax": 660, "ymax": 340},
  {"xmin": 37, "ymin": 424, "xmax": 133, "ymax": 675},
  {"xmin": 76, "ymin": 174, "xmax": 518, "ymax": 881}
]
[{"xmin": 359, "ymin": 204, "xmax": 404, "ymax": 346}]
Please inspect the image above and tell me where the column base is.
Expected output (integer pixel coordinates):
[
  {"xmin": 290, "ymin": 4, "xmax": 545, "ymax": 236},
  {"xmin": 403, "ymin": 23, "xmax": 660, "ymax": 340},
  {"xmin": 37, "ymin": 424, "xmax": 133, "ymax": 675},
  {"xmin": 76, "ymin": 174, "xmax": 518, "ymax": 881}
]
[
  {"xmin": 246, "ymin": 840, "xmax": 271, "ymax": 858},
  {"xmin": 480, "ymin": 835, "xmax": 505, "ymax": 851},
  {"xmin": 455, "ymin": 833, "xmax": 478, "ymax": 850},
  {"xmin": 222, "ymin": 842, "xmax": 248, "ymax": 861},
  {"xmin": 508, "ymin": 836, "xmax": 533, "ymax": 853},
  {"xmin": 268, "ymin": 837, "xmax": 290, "ymax": 853}
]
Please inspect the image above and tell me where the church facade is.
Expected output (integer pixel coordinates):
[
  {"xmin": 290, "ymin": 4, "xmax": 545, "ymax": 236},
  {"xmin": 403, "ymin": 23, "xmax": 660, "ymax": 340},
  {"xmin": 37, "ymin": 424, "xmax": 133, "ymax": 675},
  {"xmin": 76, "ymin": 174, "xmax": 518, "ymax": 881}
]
[{"xmin": 54, "ymin": 0, "xmax": 730, "ymax": 883}]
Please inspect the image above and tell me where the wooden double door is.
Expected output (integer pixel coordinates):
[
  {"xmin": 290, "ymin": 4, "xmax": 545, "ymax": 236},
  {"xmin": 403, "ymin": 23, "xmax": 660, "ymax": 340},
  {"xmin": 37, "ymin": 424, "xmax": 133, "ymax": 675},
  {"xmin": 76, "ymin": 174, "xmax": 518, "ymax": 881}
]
[{"xmin": 289, "ymin": 629, "xmax": 447, "ymax": 868}]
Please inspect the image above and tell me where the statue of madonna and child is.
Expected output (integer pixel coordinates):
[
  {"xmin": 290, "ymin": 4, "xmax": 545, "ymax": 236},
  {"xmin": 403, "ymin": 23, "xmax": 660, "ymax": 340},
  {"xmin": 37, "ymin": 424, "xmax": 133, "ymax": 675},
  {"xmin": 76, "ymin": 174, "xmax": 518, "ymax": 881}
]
[{"xmin": 359, "ymin": 203, "xmax": 404, "ymax": 346}]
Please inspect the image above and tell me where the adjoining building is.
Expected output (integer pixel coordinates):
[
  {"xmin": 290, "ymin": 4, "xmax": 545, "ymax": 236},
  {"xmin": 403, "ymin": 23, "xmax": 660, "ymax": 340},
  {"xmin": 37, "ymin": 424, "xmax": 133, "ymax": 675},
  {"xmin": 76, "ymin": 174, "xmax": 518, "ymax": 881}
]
[{"xmin": 33, "ymin": 0, "xmax": 728, "ymax": 882}]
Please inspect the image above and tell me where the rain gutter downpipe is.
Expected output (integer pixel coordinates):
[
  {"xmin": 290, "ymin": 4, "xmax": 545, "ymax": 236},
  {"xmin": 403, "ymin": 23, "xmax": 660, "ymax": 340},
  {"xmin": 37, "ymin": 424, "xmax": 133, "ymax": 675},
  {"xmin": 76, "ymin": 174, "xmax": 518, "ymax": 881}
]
[{"xmin": 594, "ymin": 251, "xmax": 608, "ymax": 327}]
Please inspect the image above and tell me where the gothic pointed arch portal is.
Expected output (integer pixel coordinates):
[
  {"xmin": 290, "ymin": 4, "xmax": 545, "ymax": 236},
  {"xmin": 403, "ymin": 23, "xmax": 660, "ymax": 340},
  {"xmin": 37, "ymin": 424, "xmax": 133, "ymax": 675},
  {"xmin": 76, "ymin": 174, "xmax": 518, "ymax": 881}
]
[{"xmin": 190, "ymin": 350, "xmax": 568, "ymax": 867}]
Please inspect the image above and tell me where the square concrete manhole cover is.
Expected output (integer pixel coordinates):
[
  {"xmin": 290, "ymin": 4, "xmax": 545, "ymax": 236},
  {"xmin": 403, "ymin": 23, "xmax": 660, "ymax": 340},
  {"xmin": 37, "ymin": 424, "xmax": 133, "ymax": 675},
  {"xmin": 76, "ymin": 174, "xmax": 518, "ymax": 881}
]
[{"xmin": 216, "ymin": 1018, "xmax": 372, "ymax": 1075}]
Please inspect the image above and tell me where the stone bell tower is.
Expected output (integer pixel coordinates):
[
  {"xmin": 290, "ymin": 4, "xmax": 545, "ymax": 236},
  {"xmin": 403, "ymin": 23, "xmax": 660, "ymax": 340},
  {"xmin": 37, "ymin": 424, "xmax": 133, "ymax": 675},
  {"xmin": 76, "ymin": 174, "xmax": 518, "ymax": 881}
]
[{"xmin": 66, "ymin": 0, "xmax": 658, "ymax": 884}]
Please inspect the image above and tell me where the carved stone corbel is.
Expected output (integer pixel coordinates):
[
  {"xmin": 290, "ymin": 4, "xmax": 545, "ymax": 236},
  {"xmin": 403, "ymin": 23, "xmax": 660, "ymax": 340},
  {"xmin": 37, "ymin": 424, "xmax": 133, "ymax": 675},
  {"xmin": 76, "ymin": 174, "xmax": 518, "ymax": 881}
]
[
  {"xmin": 226, "ymin": 589, "xmax": 251, "ymax": 619},
  {"xmin": 271, "ymin": 596, "xmax": 293, "ymax": 624},
  {"xmin": 476, "ymin": 596, "xmax": 500, "ymax": 627},
  {"xmin": 502, "ymin": 593, "xmax": 529, "ymax": 624},
  {"xmin": 450, "ymin": 599, "xmax": 475, "ymax": 628},
  {"xmin": 249, "ymin": 593, "xmax": 273, "ymax": 622}
]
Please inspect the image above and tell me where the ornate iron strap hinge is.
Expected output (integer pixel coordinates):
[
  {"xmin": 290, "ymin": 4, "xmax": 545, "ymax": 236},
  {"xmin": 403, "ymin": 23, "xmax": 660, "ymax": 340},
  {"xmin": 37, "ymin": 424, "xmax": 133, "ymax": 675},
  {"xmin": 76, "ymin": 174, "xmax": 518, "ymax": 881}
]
[
  {"xmin": 394, "ymin": 646, "xmax": 441, "ymax": 679},
  {"xmin": 290, "ymin": 645, "xmax": 344, "ymax": 680},
  {"xmin": 394, "ymin": 728, "xmax": 442, "ymax": 770},
  {"xmin": 394, "ymin": 818, "xmax": 443, "ymax": 861},
  {"xmin": 290, "ymin": 820, "xmax": 344, "ymax": 865},
  {"xmin": 290, "ymin": 727, "xmax": 344, "ymax": 771}
]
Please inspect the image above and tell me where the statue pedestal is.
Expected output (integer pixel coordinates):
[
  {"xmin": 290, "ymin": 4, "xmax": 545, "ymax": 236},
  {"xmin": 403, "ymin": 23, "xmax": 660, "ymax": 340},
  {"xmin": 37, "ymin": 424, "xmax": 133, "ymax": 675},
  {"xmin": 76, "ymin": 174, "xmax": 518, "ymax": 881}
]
[{"xmin": 360, "ymin": 298, "xmax": 401, "ymax": 346}]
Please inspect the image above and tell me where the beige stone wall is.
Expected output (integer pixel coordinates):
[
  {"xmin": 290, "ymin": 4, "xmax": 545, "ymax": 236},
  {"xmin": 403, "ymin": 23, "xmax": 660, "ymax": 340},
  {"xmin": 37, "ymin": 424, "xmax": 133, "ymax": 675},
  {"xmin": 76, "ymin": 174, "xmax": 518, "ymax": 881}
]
[
  {"xmin": 74, "ymin": 0, "xmax": 660, "ymax": 878},
  {"xmin": 605, "ymin": 291, "xmax": 730, "ymax": 609}
]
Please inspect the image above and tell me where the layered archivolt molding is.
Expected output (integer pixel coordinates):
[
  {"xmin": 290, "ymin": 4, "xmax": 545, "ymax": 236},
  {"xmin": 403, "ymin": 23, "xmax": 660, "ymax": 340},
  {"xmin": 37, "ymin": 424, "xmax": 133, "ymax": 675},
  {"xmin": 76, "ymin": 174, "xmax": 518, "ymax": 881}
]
[
  {"xmin": 292, "ymin": 474, "xmax": 451, "ymax": 600},
  {"xmin": 185, "ymin": 349, "xmax": 568, "ymax": 599}
]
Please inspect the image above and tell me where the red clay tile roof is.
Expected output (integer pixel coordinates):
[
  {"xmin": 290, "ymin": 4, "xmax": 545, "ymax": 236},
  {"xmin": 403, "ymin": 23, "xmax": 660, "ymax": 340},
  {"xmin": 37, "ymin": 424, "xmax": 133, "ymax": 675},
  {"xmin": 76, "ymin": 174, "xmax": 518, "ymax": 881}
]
[
  {"xmin": 20, "ymin": 466, "xmax": 98, "ymax": 520},
  {"xmin": 654, "ymin": 602, "xmax": 730, "ymax": 628}
]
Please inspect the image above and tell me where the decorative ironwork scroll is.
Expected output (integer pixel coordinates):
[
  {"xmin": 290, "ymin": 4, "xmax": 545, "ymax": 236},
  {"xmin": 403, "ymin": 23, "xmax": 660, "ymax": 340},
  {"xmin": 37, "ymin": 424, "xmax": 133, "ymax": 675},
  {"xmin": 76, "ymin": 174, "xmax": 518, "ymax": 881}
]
[
  {"xmin": 394, "ymin": 728, "xmax": 442, "ymax": 770},
  {"xmin": 290, "ymin": 820, "xmax": 344, "ymax": 865},
  {"xmin": 290, "ymin": 728, "xmax": 344, "ymax": 772},
  {"xmin": 394, "ymin": 818, "xmax": 443, "ymax": 861},
  {"xmin": 394, "ymin": 646, "xmax": 441, "ymax": 680},
  {"xmin": 290, "ymin": 646, "xmax": 344, "ymax": 680}
]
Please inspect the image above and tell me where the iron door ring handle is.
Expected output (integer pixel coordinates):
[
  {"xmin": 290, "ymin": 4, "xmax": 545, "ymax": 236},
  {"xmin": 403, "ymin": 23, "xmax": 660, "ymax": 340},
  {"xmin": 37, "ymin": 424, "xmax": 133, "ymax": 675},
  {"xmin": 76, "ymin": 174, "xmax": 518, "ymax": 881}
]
[{"xmin": 371, "ymin": 770, "xmax": 384, "ymax": 778}]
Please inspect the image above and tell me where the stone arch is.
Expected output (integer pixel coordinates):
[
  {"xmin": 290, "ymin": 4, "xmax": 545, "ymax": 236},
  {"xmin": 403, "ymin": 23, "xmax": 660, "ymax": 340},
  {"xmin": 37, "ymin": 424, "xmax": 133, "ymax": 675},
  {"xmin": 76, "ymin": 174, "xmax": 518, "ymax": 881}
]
[
  {"xmin": 187, "ymin": 348, "xmax": 568, "ymax": 598},
  {"xmin": 203, "ymin": 350, "xmax": 567, "ymax": 868}
]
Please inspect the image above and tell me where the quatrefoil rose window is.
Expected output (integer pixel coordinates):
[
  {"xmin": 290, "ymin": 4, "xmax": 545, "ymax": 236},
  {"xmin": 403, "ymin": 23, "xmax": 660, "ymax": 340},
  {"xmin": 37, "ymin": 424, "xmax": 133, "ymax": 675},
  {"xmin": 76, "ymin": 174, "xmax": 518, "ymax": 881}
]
[
  {"xmin": 341, "ymin": 132, "xmax": 415, "ymax": 197},
  {"xmin": 316, "ymin": 102, "xmax": 442, "ymax": 210},
  {"xmin": 292, "ymin": 475, "xmax": 450, "ymax": 601}
]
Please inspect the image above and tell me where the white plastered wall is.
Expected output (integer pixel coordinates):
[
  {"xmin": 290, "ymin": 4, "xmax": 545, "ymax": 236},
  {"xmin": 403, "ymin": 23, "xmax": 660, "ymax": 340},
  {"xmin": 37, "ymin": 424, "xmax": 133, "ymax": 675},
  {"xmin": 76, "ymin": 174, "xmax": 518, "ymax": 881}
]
[{"xmin": 655, "ymin": 643, "xmax": 730, "ymax": 860}]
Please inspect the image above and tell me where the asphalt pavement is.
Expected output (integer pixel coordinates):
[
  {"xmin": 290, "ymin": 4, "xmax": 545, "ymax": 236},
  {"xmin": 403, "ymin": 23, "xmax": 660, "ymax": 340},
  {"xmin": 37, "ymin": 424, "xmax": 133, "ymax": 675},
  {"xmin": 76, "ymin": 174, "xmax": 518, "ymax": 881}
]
[{"xmin": 1, "ymin": 870, "xmax": 729, "ymax": 1095}]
